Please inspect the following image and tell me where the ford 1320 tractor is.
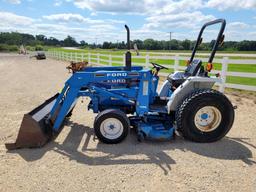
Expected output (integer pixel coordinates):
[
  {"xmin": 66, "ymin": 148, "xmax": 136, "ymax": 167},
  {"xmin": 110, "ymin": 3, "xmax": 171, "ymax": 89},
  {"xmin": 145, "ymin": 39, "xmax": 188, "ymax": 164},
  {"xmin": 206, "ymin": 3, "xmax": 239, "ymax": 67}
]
[{"xmin": 6, "ymin": 19, "xmax": 235, "ymax": 150}]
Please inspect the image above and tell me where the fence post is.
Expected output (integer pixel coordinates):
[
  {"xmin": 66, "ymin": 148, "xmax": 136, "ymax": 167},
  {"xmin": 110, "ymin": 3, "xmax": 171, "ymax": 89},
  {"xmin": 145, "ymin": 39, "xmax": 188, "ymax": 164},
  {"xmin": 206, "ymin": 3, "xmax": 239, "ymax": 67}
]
[
  {"xmin": 70, "ymin": 52, "xmax": 73, "ymax": 61},
  {"xmin": 97, "ymin": 53, "xmax": 100, "ymax": 65},
  {"xmin": 109, "ymin": 54, "xmax": 112, "ymax": 66},
  {"xmin": 174, "ymin": 54, "xmax": 179, "ymax": 71},
  {"xmin": 219, "ymin": 56, "xmax": 228, "ymax": 93},
  {"xmin": 123, "ymin": 54, "xmax": 126, "ymax": 66},
  {"xmin": 88, "ymin": 53, "xmax": 91, "ymax": 65},
  {"xmin": 75, "ymin": 52, "xmax": 77, "ymax": 62},
  {"xmin": 145, "ymin": 54, "xmax": 149, "ymax": 69},
  {"xmin": 82, "ymin": 53, "xmax": 84, "ymax": 61}
]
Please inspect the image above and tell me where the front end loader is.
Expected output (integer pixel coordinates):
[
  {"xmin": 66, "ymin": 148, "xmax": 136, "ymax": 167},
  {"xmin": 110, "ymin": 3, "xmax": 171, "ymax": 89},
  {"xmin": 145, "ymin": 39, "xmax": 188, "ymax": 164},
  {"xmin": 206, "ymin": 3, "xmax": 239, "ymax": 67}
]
[
  {"xmin": 5, "ymin": 94, "xmax": 59, "ymax": 149},
  {"xmin": 6, "ymin": 19, "xmax": 235, "ymax": 149}
]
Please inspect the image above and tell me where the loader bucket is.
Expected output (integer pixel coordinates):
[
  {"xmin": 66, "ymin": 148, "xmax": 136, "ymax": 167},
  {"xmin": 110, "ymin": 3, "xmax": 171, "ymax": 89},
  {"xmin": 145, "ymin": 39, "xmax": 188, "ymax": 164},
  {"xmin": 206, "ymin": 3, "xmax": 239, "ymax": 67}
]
[{"xmin": 5, "ymin": 93, "xmax": 59, "ymax": 150}]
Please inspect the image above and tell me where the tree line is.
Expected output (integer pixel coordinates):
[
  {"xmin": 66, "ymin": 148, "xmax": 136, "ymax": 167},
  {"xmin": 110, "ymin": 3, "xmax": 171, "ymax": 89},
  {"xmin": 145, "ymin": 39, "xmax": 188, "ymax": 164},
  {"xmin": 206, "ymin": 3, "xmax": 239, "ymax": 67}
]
[{"xmin": 0, "ymin": 31, "xmax": 256, "ymax": 51}]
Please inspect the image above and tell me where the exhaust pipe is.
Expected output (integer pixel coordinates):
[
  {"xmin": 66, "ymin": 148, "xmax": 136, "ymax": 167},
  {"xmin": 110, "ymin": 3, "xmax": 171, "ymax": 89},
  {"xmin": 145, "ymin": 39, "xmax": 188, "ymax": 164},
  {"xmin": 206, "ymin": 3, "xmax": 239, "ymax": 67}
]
[
  {"xmin": 5, "ymin": 94, "xmax": 59, "ymax": 150},
  {"xmin": 125, "ymin": 25, "xmax": 131, "ymax": 71}
]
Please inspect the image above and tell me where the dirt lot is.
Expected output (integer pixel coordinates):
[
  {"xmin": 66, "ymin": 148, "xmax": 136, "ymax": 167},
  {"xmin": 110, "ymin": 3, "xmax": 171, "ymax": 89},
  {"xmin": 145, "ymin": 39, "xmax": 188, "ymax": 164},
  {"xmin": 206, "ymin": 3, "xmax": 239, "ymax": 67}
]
[{"xmin": 0, "ymin": 53, "xmax": 255, "ymax": 192}]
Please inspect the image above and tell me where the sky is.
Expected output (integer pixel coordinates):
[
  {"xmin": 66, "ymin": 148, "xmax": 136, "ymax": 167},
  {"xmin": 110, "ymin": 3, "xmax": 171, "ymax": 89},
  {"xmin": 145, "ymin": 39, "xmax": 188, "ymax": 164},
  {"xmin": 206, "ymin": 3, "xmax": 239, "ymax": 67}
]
[{"xmin": 0, "ymin": 0, "xmax": 256, "ymax": 43}]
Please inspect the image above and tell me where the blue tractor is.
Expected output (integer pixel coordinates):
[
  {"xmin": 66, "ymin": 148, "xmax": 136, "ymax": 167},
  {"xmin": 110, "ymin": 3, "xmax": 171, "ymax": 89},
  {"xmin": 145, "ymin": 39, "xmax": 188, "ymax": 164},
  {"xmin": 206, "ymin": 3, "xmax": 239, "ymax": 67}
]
[{"xmin": 6, "ymin": 19, "xmax": 235, "ymax": 149}]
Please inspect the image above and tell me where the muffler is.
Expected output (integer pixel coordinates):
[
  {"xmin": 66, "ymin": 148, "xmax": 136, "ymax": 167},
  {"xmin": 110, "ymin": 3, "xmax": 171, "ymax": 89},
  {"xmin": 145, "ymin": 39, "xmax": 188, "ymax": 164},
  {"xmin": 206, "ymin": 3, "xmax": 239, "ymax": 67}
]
[{"xmin": 5, "ymin": 94, "xmax": 59, "ymax": 150}]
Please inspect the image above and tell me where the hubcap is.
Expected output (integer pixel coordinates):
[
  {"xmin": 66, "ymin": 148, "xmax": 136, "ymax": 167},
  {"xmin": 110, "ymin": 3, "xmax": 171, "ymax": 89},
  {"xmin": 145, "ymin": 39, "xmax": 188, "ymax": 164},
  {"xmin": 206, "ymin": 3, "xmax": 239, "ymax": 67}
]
[
  {"xmin": 194, "ymin": 106, "xmax": 222, "ymax": 132},
  {"xmin": 100, "ymin": 118, "xmax": 124, "ymax": 140}
]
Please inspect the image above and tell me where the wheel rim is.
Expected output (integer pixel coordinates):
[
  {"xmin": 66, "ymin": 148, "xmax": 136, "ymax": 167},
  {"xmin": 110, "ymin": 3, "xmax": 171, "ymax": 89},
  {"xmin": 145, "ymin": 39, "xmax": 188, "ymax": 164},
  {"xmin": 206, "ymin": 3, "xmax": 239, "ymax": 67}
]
[
  {"xmin": 100, "ymin": 118, "xmax": 124, "ymax": 140},
  {"xmin": 194, "ymin": 106, "xmax": 222, "ymax": 132}
]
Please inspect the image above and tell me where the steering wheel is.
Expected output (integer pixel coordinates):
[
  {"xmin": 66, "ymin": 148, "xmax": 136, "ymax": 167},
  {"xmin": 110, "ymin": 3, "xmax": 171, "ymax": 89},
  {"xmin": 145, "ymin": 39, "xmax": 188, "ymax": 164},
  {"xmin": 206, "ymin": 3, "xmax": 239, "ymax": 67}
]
[{"xmin": 150, "ymin": 62, "xmax": 169, "ymax": 71}]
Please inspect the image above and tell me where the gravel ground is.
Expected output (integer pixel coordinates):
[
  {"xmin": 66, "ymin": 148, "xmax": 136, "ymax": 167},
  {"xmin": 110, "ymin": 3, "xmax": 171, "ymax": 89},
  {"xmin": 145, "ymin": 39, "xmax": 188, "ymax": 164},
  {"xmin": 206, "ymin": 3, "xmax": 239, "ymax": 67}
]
[{"xmin": 0, "ymin": 53, "xmax": 255, "ymax": 192}]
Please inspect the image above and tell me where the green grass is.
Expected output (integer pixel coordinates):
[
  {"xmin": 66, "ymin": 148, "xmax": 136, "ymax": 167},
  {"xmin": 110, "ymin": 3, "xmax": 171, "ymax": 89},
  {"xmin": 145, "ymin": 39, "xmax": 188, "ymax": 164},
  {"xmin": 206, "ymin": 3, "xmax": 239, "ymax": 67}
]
[
  {"xmin": 226, "ymin": 76, "xmax": 256, "ymax": 86},
  {"xmin": 48, "ymin": 48, "xmax": 256, "ymax": 55},
  {"xmin": 49, "ymin": 48, "xmax": 256, "ymax": 87}
]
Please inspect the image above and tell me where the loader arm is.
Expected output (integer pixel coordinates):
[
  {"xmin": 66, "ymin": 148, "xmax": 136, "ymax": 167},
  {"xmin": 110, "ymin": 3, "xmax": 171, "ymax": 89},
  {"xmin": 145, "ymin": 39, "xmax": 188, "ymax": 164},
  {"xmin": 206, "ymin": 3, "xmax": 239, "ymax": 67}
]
[{"xmin": 49, "ymin": 69, "xmax": 153, "ymax": 132}]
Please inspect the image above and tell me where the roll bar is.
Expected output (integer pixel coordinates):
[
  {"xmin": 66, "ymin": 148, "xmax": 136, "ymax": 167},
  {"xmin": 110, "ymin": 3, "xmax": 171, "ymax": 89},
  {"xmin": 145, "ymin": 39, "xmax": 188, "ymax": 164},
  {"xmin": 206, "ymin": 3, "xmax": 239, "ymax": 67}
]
[{"xmin": 189, "ymin": 19, "xmax": 226, "ymax": 64}]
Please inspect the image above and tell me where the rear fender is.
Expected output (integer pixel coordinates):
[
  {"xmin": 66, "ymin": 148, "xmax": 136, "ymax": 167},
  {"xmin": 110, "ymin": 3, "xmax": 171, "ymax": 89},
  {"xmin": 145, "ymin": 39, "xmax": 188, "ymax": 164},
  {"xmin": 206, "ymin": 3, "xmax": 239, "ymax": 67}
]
[{"xmin": 167, "ymin": 77, "xmax": 222, "ymax": 113}]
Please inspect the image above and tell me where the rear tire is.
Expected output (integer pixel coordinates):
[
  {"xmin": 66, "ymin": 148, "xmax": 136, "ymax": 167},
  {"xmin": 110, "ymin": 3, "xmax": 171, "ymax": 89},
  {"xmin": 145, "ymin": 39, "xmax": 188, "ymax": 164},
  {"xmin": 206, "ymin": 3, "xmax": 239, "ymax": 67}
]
[
  {"xmin": 94, "ymin": 109, "xmax": 130, "ymax": 144},
  {"xmin": 176, "ymin": 89, "xmax": 234, "ymax": 142}
]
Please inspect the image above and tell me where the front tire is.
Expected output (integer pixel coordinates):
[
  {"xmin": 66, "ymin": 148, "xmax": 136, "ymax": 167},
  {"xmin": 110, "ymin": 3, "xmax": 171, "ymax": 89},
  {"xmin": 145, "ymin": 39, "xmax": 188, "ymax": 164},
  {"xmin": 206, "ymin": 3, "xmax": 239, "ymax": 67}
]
[
  {"xmin": 176, "ymin": 89, "xmax": 234, "ymax": 142},
  {"xmin": 94, "ymin": 109, "xmax": 130, "ymax": 144}
]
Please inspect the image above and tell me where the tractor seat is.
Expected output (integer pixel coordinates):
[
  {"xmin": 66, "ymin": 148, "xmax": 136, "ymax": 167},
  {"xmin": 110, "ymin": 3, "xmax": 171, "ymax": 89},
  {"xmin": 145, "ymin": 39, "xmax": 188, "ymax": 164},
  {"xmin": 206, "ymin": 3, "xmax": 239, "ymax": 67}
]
[{"xmin": 167, "ymin": 59, "xmax": 204, "ymax": 88}]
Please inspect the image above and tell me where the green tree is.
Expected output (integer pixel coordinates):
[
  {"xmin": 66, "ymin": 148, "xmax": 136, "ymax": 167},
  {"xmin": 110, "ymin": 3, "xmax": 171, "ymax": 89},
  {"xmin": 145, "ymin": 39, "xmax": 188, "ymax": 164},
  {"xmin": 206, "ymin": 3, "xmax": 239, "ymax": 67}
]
[
  {"xmin": 36, "ymin": 34, "xmax": 46, "ymax": 42},
  {"xmin": 181, "ymin": 39, "xmax": 191, "ymax": 50},
  {"xmin": 102, "ymin": 42, "xmax": 110, "ymax": 49},
  {"xmin": 80, "ymin": 40, "xmax": 88, "ymax": 46},
  {"xmin": 63, "ymin": 35, "xmax": 78, "ymax": 47},
  {"xmin": 144, "ymin": 39, "xmax": 157, "ymax": 50}
]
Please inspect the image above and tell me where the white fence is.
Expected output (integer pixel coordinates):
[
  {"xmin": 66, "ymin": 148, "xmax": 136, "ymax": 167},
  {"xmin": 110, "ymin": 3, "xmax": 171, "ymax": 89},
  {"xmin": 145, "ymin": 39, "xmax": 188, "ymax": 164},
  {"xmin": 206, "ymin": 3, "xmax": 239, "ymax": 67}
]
[{"xmin": 46, "ymin": 51, "xmax": 256, "ymax": 92}]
